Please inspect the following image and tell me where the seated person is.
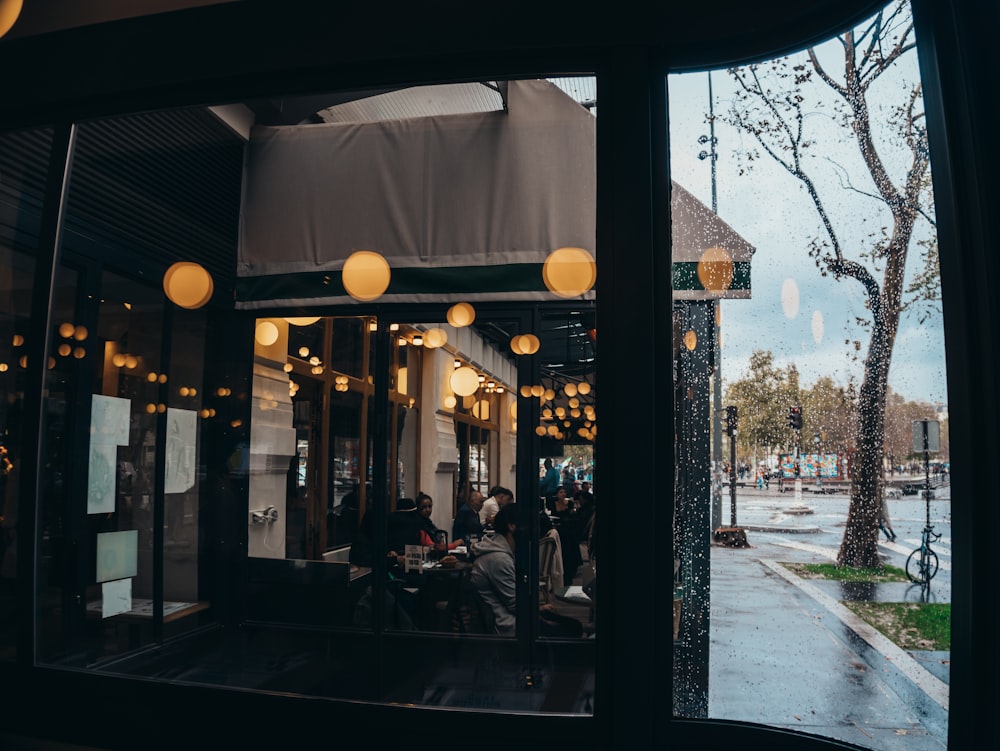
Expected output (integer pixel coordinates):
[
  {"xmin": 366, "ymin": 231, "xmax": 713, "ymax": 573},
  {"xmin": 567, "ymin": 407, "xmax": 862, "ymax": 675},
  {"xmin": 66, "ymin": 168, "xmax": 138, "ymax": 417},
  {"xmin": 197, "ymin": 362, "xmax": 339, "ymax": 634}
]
[
  {"xmin": 550, "ymin": 487, "xmax": 583, "ymax": 585},
  {"xmin": 478, "ymin": 485, "xmax": 514, "ymax": 527},
  {"xmin": 416, "ymin": 492, "xmax": 464, "ymax": 551},
  {"xmin": 349, "ymin": 498, "xmax": 422, "ymax": 571},
  {"xmin": 469, "ymin": 503, "xmax": 518, "ymax": 635},
  {"xmin": 387, "ymin": 497, "xmax": 424, "ymax": 559},
  {"xmin": 452, "ymin": 489, "xmax": 485, "ymax": 546},
  {"xmin": 470, "ymin": 503, "xmax": 582, "ymax": 638}
]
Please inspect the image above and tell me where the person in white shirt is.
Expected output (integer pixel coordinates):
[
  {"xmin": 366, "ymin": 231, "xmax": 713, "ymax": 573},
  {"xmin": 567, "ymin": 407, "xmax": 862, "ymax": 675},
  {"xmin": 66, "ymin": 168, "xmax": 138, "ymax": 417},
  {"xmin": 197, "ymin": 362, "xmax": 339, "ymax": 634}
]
[{"xmin": 478, "ymin": 485, "xmax": 513, "ymax": 527}]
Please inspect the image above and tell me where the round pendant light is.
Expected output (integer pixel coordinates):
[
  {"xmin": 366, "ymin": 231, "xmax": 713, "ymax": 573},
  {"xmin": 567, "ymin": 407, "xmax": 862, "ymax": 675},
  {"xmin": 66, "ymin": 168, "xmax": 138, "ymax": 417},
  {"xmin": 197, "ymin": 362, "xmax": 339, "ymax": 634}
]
[
  {"xmin": 542, "ymin": 247, "xmax": 596, "ymax": 298},
  {"xmin": 450, "ymin": 366, "xmax": 480, "ymax": 397},
  {"xmin": 163, "ymin": 262, "xmax": 214, "ymax": 309},
  {"xmin": 446, "ymin": 302, "xmax": 476, "ymax": 328},
  {"xmin": 255, "ymin": 321, "xmax": 280, "ymax": 346},
  {"xmin": 696, "ymin": 246, "xmax": 735, "ymax": 294},
  {"xmin": 285, "ymin": 316, "xmax": 321, "ymax": 326},
  {"xmin": 0, "ymin": 0, "xmax": 23, "ymax": 38},
  {"xmin": 423, "ymin": 328, "xmax": 448, "ymax": 348},
  {"xmin": 342, "ymin": 250, "xmax": 391, "ymax": 302}
]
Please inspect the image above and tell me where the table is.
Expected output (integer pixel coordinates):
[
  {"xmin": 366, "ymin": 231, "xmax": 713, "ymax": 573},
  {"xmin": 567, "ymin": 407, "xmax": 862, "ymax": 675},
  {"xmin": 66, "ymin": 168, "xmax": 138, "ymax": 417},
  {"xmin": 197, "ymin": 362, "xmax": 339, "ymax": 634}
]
[{"xmin": 411, "ymin": 561, "xmax": 473, "ymax": 630}]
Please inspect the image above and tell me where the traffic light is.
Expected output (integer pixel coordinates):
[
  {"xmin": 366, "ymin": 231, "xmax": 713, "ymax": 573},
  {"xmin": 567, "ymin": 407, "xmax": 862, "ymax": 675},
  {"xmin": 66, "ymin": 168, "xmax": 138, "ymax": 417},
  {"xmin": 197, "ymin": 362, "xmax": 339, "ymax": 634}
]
[
  {"xmin": 725, "ymin": 405, "xmax": 738, "ymax": 436},
  {"xmin": 787, "ymin": 405, "xmax": 802, "ymax": 430}
]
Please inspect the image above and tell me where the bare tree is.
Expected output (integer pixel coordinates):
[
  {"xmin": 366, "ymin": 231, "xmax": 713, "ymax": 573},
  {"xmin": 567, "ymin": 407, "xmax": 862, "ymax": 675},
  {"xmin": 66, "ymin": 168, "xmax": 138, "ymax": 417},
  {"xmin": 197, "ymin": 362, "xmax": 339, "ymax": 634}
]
[{"xmin": 727, "ymin": 1, "xmax": 934, "ymax": 567}]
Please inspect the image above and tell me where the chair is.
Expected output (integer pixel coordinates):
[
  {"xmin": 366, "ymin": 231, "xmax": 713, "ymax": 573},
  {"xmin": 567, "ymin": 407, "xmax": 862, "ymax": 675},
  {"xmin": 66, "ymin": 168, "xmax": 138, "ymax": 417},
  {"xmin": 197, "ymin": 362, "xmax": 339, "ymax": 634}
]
[
  {"xmin": 456, "ymin": 579, "xmax": 496, "ymax": 634},
  {"xmin": 538, "ymin": 535, "xmax": 557, "ymax": 604}
]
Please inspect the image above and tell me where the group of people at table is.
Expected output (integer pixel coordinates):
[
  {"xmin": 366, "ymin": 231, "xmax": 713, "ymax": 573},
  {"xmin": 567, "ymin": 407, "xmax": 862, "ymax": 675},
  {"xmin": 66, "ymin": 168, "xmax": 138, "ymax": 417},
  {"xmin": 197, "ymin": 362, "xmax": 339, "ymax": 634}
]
[{"xmin": 349, "ymin": 482, "xmax": 594, "ymax": 636}]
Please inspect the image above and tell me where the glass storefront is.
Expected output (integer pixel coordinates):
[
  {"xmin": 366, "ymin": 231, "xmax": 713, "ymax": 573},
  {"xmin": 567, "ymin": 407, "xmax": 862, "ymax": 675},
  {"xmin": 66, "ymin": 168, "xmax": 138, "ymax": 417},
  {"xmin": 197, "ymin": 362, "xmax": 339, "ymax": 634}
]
[
  {"xmin": 1, "ymin": 1, "xmax": 995, "ymax": 748},
  {"xmin": 11, "ymin": 78, "xmax": 599, "ymax": 712}
]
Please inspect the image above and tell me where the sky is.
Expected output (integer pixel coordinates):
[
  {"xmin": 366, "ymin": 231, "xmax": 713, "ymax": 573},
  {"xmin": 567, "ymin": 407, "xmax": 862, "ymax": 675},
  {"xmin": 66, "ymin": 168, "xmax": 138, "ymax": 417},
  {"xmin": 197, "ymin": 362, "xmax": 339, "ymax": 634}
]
[{"xmin": 665, "ymin": 19, "xmax": 948, "ymax": 407}]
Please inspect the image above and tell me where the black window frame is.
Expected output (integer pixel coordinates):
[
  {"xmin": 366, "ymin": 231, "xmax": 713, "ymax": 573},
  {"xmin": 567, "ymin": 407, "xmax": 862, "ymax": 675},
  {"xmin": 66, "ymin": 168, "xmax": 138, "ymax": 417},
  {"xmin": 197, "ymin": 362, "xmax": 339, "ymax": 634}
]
[{"xmin": 0, "ymin": 1, "xmax": 996, "ymax": 749}]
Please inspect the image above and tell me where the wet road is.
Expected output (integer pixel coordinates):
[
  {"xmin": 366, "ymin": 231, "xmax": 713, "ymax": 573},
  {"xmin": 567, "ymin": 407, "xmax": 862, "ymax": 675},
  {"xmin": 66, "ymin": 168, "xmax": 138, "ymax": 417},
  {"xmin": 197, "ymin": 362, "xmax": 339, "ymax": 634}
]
[{"xmin": 704, "ymin": 484, "xmax": 950, "ymax": 750}]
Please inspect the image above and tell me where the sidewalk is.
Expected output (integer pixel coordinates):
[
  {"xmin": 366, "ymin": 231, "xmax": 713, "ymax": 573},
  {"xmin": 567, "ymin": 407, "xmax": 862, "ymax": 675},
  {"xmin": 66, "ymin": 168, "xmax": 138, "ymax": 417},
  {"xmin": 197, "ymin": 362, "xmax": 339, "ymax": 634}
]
[{"xmin": 705, "ymin": 491, "xmax": 950, "ymax": 750}]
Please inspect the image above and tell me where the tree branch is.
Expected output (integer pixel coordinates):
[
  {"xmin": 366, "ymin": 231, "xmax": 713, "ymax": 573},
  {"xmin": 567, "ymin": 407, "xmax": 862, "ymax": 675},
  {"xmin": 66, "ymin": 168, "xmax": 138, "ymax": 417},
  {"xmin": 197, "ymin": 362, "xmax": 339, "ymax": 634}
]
[{"xmin": 807, "ymin": 48, "xmax": 846, "ymax": 96}]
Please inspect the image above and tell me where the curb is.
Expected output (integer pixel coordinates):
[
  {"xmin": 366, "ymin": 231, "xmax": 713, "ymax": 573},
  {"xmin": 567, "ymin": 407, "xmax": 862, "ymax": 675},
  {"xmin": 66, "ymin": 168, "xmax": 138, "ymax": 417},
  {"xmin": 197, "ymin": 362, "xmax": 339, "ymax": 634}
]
[{"xmin": 759, "ymin": 558, "xmax": 949, "ymax": 712}]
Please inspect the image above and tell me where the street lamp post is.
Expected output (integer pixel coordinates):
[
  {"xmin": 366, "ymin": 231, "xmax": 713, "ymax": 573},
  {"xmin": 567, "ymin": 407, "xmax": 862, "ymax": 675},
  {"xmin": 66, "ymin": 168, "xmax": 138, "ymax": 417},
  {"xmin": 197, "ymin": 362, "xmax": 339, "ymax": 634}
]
[{"xmin": 699, "ymin": 72, "xmax": 722, "ymax": 531}]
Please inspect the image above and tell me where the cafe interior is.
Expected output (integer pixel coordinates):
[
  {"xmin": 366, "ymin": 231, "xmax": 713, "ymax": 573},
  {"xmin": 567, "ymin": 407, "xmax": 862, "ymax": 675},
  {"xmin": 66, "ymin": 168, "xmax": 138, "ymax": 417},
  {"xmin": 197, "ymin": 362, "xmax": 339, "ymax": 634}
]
[{"xmin": 0, "ymin": 1, "xmax": 996, "ymax": 750}]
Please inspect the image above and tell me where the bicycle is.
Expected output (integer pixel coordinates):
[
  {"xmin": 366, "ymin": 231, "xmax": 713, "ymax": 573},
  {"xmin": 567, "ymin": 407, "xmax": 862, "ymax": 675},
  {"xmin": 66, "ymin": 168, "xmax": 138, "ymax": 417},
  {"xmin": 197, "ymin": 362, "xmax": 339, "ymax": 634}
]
[{"xmin": 905, "ymin": 525, "xmax": 941, "ymax": 585}]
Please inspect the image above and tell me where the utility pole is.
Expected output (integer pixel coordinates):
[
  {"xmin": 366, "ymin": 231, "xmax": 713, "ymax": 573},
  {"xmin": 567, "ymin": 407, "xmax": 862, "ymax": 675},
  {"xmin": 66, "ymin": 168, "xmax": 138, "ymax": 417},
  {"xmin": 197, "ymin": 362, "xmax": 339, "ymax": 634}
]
[{"xmin": 699, "ymin": 71, "xmax": 723, "ymax": 531}]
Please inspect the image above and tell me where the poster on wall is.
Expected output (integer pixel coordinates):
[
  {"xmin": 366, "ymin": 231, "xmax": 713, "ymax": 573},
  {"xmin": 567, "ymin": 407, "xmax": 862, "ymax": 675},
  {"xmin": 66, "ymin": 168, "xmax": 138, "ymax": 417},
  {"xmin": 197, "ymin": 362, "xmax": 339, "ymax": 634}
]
[
  {"xmin": 95, "ymin": 530, "xmax": 138, "ymax": 583},
  {"xmin": 101, "ymin": 578, "xmax": 132, "ymax": 619},
  {"xmin": 779, "ymin": 453, "xmax": 840, "ymax": 479},
  {"xmin": 88, "ymin": 394, "xmax": 131, "ymax": 514},
  {"xmin": 165, "ymin": 408, "xmax": 197, "ymax": 494}
]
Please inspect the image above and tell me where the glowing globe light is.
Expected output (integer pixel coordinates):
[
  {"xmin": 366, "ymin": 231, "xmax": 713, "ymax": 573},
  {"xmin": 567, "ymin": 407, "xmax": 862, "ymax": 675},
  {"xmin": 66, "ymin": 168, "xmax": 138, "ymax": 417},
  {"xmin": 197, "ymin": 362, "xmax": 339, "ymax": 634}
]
[
  {"xmin": 423, "ymin": 328, "xmax": 448, "ymax": 348},
  {"xmin": 696, "ymin": 246, "xmax": 735, "ymax": 294},
  {"xmin": 285, "ymin": 317, "xmax": 321, "ymax": 326},
  {"xmin": 450, "ymin": 366, "xmax": 480, "ymax": 397},
  {"xmin": 521, "ymin": 334, "xmax": 540, "ymax": 354},
  {"xmin": 255, "ymin": 321, "xmax": 280, "ymax": 347},
  {"xmin": 342, "ymin": 250, "xmax": 391, "ymax": 302},
  {"xmin": 58, "ymin": 322, "xmax": 75, "ymax": 338},
  {"xmin": 542, "ymin": 247, "xmax": 596, "ymax": 298},
  {"xmin": 446, "ymin": 302, "xmax": 476, "ymax": 328},
  {"xmin": 163, "ymin": 261, "xmax": 214, "ymax": 309},
  {"xmin": 0, "ymin": 0, "xmax": 23, "ymax": 39}
]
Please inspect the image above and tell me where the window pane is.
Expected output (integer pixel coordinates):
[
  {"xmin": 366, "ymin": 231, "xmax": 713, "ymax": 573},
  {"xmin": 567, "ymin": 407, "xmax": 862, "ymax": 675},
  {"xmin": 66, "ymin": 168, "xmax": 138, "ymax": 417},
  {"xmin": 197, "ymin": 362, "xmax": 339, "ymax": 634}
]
[
  {"xmin": 669, "ymin": 2, "xmax": 949, "ymax": 747},
  {"xmin": 35, "ymin": 108, "xmax": 240, "ymax": 665},
  {"xmin": 0, "ymin": 126, "xmax": 52, "ymax": 663},
  {"xmin": 29, "ymin": 76, "xmax": 597, "ymax": 714}
]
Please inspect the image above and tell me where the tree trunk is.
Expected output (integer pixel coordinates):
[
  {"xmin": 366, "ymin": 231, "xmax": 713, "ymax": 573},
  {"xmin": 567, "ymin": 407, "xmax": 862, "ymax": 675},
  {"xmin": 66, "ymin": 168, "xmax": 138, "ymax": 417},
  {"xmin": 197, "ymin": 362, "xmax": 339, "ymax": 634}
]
[
  {"xmin": 837, "ymin": 242, "xmax": 907, "ymax": 568},
  {"xmin": 837, "ymin": 353, "xmax": 888, "ymax": 568}
]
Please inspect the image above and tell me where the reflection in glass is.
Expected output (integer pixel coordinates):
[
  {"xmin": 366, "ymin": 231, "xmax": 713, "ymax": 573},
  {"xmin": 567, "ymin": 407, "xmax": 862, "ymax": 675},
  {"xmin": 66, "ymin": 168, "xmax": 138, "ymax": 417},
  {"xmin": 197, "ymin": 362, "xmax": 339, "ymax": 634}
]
[
  {"xmin": 0, "ymin": 127, "xmax": 52, "ymax": 662},
  {"xmin": 24, "ymin": 76, "xmax": 598, "ymax": 713},
  {"xmin": 669, "ymin": 2, "xmax": 947, "ymax": 747}
]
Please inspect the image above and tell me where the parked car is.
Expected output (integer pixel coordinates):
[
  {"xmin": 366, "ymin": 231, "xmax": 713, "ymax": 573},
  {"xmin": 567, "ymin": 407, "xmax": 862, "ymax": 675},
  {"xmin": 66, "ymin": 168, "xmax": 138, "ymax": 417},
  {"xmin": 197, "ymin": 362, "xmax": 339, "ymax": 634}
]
[{"xmin": 902, "ymin": 482, "xmax": 934, "ymax": 498}]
